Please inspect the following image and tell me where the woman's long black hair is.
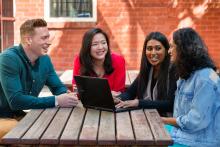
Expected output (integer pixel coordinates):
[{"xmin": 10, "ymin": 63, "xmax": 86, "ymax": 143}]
[
  {"xmin": 79, "ymin": 28, "xmax": 114, "ymax": 76},
  {"xmin": 137, "ymin": 32, "xmax": 170, "ymax": 100},
  {"xmin": 173, "ymin": 27, "xmax": 216, "ymax": 79}
]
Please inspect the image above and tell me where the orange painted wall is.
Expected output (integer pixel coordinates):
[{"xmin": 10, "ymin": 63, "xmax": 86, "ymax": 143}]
[{"xmin": 14, "ymin": 0, "xmax": 220, "ymax": 71}]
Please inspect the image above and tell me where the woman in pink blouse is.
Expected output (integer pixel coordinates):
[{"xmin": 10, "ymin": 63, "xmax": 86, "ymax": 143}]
[{"xmin": 72, "ymin": 28, "xmax": 125, "ymax": 92}]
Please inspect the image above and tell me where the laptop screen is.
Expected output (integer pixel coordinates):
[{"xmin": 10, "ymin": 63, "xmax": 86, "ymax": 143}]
[{"xmin": 74, "ymin": 76, "xmax": 116, "ymax": 111}]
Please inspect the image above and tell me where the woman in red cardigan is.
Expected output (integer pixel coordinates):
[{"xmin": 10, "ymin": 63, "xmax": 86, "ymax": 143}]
[{"xmin": 72, "ymin": 28, "xmax": 125, "ymax": 92}]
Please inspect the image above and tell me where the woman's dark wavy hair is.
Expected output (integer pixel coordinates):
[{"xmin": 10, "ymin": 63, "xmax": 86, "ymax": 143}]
[
  {"xmin": 79, "ymin": 28, "xmax": 114, "ymax": 76},
  {"xmin": 173, "ymin": 27, "xmax": 216, "ymax": 79},
  {"xmin": 137, "ymin": 32, "xmax": 170, "ymax": 100}
]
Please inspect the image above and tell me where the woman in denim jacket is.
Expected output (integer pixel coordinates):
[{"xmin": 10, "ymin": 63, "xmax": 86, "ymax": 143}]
[{"xmin": 162, "ymin": 27, "xmax": 220, "ymax": 147}]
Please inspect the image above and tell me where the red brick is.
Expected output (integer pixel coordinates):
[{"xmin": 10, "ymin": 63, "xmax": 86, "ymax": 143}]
[{"xmin": 13, "ymin": 0, "xmax": 220, "ymax": 70}]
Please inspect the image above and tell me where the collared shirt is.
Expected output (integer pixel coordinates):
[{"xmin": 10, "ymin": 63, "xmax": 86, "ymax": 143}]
[
  {"xmin": 171, "ymin": 68, "xmax": 220, "ymax": 147},
  {"xmin": 0, "ymin": 44, "xmax": 67, "ymax": 118}
]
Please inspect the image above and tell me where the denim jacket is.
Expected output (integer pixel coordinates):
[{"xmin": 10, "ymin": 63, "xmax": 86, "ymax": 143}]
[{"xmin": 171, "ymin": 68, "xmax": 220, "ymax": 147}]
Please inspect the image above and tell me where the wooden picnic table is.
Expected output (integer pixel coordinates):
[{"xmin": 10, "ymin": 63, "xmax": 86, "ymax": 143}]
[
  {"xmin": 59, "ymin": 69, "xmax": 139, "ymax": 91},
  {"xmin": 2, "ymin": 103, "xmax": 173, "ymax": 146}
]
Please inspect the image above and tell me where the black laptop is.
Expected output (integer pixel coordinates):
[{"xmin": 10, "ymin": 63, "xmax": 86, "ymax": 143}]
[{"xmin": 74, "ymin": 75, "xmax": 140, "ymax": 112}]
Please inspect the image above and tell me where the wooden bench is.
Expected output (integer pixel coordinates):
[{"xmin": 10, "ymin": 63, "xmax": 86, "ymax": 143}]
[
  {"xmin": 38, "ymin": 69, "xmax": 139, "ymax": 99},
  {"xmin": 2, "ymin": 103, "xmax": 173, "ymax": 146},
  {"xmin": 59, "ymin": 69, "xmax": 139, "ymax": 91}
]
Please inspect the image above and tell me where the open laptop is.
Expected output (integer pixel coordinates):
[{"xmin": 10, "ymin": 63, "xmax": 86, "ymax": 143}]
[{"xmin": 74, "ymin": 75, "xmax": 140, "ymax": 112}]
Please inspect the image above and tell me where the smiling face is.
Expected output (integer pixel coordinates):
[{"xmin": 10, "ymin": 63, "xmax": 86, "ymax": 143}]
[
  {"xmin": 90, "ymin": 33, "xmax": 108, "ymax": 61},
  {"xmin": 145, "ymin": 39, "xmax": 166, "ymax": 68},
  {"xmin": 168, "ymin": 38, "xmax": 177, "ymax": 63},
  {"xmin": 28, "ymin": 27, "xmax": 51, "ymax": 57}
]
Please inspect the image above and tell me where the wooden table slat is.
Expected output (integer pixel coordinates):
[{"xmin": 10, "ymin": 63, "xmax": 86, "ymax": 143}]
[
  {"xmin": 2, "ymin": 109, "xmax": 43, "ymax": 144},
  {"xmin": 144, "ymin": 109, "xmax": 173, "ymax": 146},
  {"xmin": 60, "ymin": 105, "xmax": 86, "ymax": 145},
  {"xmin": 40, "ymin": 107, "xmax": 73, "ymax": 144},
  {"xmin": 130, "ymin": 109, "xmax": 154, "ymax": 145},
  {"xmin": 21, "ymin": 108, "xmax": 58, "ymax": 144},
  {"xmin": 2, "ymin": 107, "xmax": 173, "ymax": 146},
  {"xmin": 116, "ymin": 111, "xmax": 135, "ymax": 145},
  {"xmin": 79, "ymin": 108, "xmax": 100, "ymax": 145},
  {"xmin": 98, "ymin": 111, "xmax": 115, "ymax": 145}
]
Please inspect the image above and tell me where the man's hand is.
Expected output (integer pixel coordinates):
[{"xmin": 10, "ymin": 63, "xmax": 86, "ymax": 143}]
[
  {"xmin": 115, "ymin": 99, "xmax": 139, "ymax": 108},
  {"xmin": 56, "ymin": 92, "xmax": 79, "ymax": 107}
]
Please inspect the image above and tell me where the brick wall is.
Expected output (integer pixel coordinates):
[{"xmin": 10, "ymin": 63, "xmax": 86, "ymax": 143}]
[{"xmin": 14, "ymin": 0, "xmax": 220, "ymax": 71}]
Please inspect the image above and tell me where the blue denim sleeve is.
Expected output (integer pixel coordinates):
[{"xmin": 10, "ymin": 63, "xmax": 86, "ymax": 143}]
[{"xmin": 176, "ymin": 79, "xmax": 217, "ymax": 133}]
